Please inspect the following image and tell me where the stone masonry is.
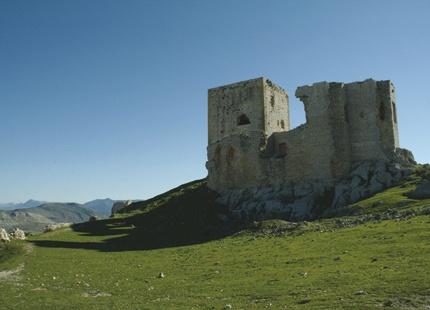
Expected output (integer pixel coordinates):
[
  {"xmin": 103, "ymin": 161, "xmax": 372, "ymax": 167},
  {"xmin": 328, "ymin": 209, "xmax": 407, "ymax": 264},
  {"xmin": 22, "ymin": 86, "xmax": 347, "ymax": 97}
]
[{"xmin": 207, "ymin": 77, "xmax": 401, "ymax": 194}]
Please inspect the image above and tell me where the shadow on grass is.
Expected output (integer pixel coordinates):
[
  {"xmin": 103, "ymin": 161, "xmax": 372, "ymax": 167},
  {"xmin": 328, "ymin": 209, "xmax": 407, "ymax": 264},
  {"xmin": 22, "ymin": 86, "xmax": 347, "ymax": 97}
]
[{"xmin": 31, "ymin": 179, "xmax": 240, "ymax": 252}]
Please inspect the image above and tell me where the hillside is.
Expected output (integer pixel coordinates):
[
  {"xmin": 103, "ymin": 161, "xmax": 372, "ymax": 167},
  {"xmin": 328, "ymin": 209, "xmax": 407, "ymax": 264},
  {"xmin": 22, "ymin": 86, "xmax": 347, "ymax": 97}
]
[
  {"xmin": 0, "ymin": 167, "xmax": 429, "ymax": 309},
  {"xmin": 0, "ymin": 203, "xmax": 97, "ymax": 233}
]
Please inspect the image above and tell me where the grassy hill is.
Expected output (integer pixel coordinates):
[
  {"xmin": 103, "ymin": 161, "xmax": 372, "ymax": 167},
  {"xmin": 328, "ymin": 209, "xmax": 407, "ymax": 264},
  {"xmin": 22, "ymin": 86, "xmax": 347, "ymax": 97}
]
[{"xmin": 0, "ymin": 168, "xmax": 430, "ymax": 309}]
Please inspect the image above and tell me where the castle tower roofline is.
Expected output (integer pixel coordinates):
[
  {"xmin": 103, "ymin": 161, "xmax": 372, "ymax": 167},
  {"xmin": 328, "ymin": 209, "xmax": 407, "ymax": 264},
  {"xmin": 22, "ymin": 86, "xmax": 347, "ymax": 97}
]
[{"xmin": 208, "ymin": 77, "xmax": 265, "ymax": 92}]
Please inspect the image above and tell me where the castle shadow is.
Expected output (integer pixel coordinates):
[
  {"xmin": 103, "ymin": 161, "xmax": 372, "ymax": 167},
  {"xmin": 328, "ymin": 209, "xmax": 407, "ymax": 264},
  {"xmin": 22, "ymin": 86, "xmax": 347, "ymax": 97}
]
[{"xmin": 31, "ymin": 180, "xmax": 239, "ymax": 252}]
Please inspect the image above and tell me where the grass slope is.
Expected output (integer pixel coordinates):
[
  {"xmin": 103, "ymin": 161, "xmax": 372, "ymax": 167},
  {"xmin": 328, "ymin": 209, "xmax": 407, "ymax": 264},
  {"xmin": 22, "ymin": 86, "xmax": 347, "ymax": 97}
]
[{"xmin": 0, "ymin": 170, "xmax": 429, "ymax": 309}]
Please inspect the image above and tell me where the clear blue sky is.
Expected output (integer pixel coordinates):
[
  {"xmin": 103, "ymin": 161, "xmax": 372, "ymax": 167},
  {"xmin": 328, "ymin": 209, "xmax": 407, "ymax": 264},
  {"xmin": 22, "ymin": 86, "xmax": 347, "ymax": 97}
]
[{"xmin": 0, "ymin": 0, "xmax": 429, "ymax": 203}]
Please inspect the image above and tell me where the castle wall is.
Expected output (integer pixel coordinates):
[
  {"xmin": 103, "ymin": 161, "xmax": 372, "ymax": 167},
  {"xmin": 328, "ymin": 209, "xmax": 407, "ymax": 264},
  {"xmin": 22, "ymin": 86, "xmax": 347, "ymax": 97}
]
[{"xmin": 207, "ymin": 78, "xmax": 400, "ymax": 193}]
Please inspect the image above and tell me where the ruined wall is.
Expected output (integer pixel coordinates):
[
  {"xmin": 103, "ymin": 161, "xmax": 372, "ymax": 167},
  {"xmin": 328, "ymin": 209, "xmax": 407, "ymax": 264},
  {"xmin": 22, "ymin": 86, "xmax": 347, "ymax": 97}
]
[{"xmin": 207, "ymin": 78, "xmax": 400, "ymax": 193}]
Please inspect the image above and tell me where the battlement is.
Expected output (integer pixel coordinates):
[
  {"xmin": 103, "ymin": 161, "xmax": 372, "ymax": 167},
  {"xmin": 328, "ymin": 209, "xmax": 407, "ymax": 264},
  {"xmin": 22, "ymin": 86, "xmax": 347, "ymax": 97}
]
[{"xmin": 207, "ymin": 78, "xmax": 400, "ymax": 193}]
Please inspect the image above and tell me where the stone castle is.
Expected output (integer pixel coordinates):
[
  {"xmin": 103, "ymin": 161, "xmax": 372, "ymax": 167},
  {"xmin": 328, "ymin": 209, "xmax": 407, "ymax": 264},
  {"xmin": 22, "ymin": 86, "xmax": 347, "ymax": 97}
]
[{"xmin": 206, "ymin": 77, "xmax": 401, "ymax": 194}]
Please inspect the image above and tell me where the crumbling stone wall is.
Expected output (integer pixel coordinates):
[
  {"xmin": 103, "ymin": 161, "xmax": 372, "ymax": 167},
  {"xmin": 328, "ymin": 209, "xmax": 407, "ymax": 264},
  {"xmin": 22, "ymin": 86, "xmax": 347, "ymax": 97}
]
[{"xmin": 207, "ymin": 77, "xmax": 400, "ymax": 194}]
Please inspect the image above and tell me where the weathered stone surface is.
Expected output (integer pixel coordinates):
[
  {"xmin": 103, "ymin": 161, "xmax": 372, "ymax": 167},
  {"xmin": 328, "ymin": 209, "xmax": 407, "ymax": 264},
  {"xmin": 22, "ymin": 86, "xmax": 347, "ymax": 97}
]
[
  {"xmin": 207, "ymin": 77, "xmax": 413, "ymax": 219},
  {"xmin": 10, "ymin": 228, "xmax": 26, "ymax": 240},
  {"xmin": 331, "ymin": 160, "xmax": 409, "ymax": 209},
  {"xmin": 0, "ymin": 228, "xmax": 10, "ymax": 242},
  {"xmin": 216, "ymin": 159, "xmax": 413, "ymax": 221},
  {"xmin": 44, "ymin": 223, "xmax": 72, "ymax": 233},
  {"xmin": 111, "ymin": 200, "xmax": 134, "ymax": 216},
  {"xmin": 406, "ymin": 181, "xmax": 430, "ymax": 199},
  {"xmin": 207, "ymin": 78, "xmax": 401, "ymax": 193}
]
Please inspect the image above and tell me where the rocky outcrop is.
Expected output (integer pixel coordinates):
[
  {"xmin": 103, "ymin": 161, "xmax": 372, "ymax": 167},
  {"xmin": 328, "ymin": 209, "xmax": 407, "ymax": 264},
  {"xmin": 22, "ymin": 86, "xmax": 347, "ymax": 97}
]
[
  {"xmin": 44, "ymin": 223, "xmax": 72, "ymax": 233},
  {"xmin": 217, "ymin": 154, "xmax": 415, "ymax": 221},
  {"xmin": 330, "ymin": 160, "xmax": 414, "ymax": 209},
  {"xmin": 0, "ymin": 228, "xmax": 10, "ymax": 242},
  {"xmin": 406, "ymin": 180, "xmax": 430, "ymax": 199},
  {"xmin": 111, "ymin": 200, "xmax": 134, "ymax": 216},
  {"xmin": 10, "ymin": 228, "xmax": 26, "ymax": 240}
]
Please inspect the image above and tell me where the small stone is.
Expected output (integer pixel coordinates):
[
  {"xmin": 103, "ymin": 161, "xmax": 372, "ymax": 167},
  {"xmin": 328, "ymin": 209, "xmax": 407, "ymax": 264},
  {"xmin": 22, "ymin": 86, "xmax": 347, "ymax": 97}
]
[
  {"xmin": 224, "ymin": 304, "xmax": 232, "ymax": 309},
  {"xmin": 354, "ymin": 290, "xmax": 367, "ymax": 296},
  {"xmin": 297, "ymin": 298, "xmax": 311, "ymax": 304},
  {"xmin": 334, "ymin": 256, "xmax": 341, "ymax": 261},
  {"xmin": 158, "ymin": 272, "xmax": 165, "ymax": 279},
  {"xmin": 383, "ymin": 300, "xmax": 393, "ymax": 307}
]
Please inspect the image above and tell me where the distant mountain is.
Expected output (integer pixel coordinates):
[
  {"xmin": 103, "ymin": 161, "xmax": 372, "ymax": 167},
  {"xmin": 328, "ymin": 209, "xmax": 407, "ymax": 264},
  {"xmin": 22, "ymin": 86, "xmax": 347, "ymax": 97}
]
[
  {"xmin": 0, "ymin": 198, "xmax": 141, "ymax": 233},
  {"xmin": 0, "ymin": 203, "xmax": 97, "ymax": 233},
  {"xmin": 0, "ymin": 199, "xmax": 116, "ymax": 216},
  {"xmin": 0, "ymin": 199, "xmax": 45, "ymax": 211},
  {"xmin": 83, "ymin": 198, "xmax": 116, "ymax": 217}
]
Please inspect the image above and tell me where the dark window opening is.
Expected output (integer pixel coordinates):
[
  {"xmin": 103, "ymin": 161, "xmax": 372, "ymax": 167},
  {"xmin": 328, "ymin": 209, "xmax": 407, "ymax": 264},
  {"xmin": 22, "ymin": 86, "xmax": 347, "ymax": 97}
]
[
  {"xmin": 237, "ymin": 114, "xmax": 251, "ymax": 126},
  {"xmin": 392, "ymin": 101, "xmax": 398, "ymax": 123},
  {"xmin": 278, "ymin": 143, "xmax": 288, "ymax": 157},
  {"xmin": 344, "ymin": 104, "xmax": 349, "ymax": 123},
  {"xmin": 270, "ymin": 95, "xmax": 275, "ymax": 108},
  {"xmin": 379, "ymin": 101, "xmax": 386, "ymax": 121},
  {"xmin": 280, "ymin": 120, "xmax": 285, "ymax": 129}
]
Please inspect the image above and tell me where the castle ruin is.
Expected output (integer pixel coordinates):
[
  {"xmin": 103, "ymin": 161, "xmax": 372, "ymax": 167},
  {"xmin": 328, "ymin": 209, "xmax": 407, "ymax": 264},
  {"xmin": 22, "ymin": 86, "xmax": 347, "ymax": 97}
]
[{"xmin": 206, "ymin": 77, "xmax": 401, "ymax": 195}]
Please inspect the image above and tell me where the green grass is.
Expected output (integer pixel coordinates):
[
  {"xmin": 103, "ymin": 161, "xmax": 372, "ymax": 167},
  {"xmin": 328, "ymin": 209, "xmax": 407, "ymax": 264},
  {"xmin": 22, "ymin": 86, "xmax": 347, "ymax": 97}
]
[
  {"xmin": 1, "ymin": 170, "xmax": 430, "ymax": 309},
  {"xmin": 0, "ymin": 242, "xmax": 25, "ymax": 269}
]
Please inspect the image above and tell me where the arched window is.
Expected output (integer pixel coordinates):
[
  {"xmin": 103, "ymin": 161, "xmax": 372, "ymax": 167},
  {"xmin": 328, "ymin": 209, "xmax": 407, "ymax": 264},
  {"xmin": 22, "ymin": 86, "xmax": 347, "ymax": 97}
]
[{"xmin": 237, "ymin": 114, "xmax": 251, "ymax": 126}]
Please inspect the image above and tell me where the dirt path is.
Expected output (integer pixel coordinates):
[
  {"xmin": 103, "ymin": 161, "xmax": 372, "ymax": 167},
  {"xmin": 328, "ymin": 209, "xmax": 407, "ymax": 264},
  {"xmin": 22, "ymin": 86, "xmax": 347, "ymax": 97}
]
[{"xmin": 0, "ymin": 263, "xmax": 24, "ymax": 282}]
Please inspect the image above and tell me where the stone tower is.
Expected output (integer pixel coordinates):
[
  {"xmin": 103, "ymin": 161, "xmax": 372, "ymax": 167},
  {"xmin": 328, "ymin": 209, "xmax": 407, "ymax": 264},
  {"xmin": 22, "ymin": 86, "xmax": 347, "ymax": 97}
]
[{"xmin": 206, "ymin": 77, "xmax": 289, "ymax": 192}]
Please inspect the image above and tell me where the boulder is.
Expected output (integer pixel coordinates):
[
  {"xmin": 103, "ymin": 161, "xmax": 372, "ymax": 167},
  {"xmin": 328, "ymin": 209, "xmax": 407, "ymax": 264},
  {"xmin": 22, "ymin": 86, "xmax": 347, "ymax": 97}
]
[
  {"xmin": 406, "ymin": 181, "xmax": 430, "ymax": 199},
  {"xmin": 11, "ymin": 228, "xmax": 26, "ymax": 240},
  {"xmin": 0, "ymin": 228, "xmax": 10, "ymax": 242},
  {"xmin": 44, "ymin": 223, "xmax": 72, "ymax": 233}
]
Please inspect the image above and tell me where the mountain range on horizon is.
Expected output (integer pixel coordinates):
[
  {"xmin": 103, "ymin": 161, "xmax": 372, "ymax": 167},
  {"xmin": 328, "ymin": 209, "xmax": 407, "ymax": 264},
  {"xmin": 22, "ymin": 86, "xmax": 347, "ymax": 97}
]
[
  {"xmin": 0, "ymin": 198, "xmax": 141, "ymax": 233},
  {"xmin": 0, "ymin": 198, "xmax": 124, "ymax": 214}
]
